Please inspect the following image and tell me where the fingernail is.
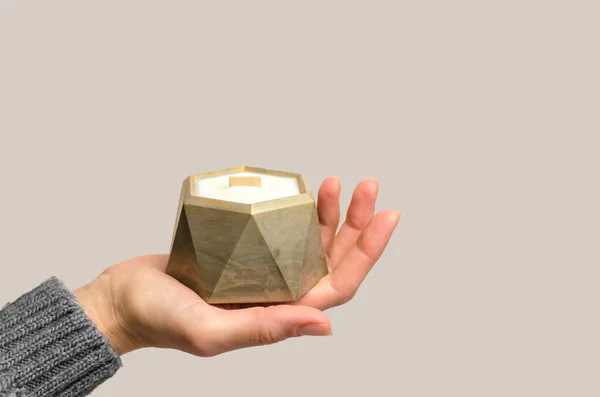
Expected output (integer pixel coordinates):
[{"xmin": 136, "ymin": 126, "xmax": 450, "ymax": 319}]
[{"xmin": 297, "ymin": 323, "xmax": 333, "ymax": 337}]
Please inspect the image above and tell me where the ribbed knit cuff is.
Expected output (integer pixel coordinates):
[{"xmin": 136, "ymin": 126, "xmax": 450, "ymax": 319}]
[{"xmin": 0, "ymin": 278, "xmax": 122, "ymax": 397}]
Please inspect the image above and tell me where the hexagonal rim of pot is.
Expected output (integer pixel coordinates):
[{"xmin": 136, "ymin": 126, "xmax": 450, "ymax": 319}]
[{"xmin": 182, "ymin": 165, "xmax": 314, "ymax": 214}]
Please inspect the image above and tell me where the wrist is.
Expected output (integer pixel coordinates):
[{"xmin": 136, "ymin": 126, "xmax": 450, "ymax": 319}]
[{"xmin": 73, "ymin": 274, "xmax": 139, "ymax": 355}]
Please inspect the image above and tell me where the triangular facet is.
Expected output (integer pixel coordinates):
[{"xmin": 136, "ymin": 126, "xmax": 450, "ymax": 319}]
[
  {"xmin": 298, "ymin": 207, "xmax": 329, "ymax": 298},
  {"xmin": 165, "ymin": 208, "xmax": 205, "ymax": 298},
  {"xmin": 253, "ymin": 202, "xmax": 314, "ymax": 298},
  {"xmin": 211, "ymin": 217, "xmax": 294, "ymax": 303},
  {"xmin": 169, "ymin": 178, "xmax": 191, "ymax": 248},
  {"xmin": 183, "ymin": 204, "xmax": 250, "ymax": 297}
]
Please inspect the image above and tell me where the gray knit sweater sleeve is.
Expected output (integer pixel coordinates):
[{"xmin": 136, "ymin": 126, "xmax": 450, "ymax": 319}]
[{"xmin": 0, "ymin": 277, "xmax": 122, "ymax": 397}]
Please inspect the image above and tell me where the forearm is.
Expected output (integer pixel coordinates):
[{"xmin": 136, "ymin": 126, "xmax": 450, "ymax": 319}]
[{"xmin": 0, "ymin": 278, "xmax": 121, "ymax": 397}]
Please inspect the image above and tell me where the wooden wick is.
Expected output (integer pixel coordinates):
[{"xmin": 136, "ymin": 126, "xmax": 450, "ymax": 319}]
[{"xmin": 229, "ymin": 176, "xmax": 262, "ymax": 187}]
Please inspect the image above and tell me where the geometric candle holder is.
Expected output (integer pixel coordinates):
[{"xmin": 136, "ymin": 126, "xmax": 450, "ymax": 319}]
[{"xmin": 165, "ymin": 166, "xmax": 329, "ymax": 304}]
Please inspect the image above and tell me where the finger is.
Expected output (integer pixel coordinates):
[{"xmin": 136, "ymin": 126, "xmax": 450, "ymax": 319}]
[
  {"xmin": 317, "ymin": 177, "xmax": 341, "ymax": 253},
  {"xmin": 329, "ymin": 210, "xmax": 400, "ymax": 303},
  {"xmin": 190, "ymin": 305, "xmax": 332, "ymax": 356},
  {"xmin": 328, "ymin": 178, "xmax": 379, "ymax": 264},
  {"xmin": 294, "ymin": 275, "xmax": 339, "ymax": 311}
]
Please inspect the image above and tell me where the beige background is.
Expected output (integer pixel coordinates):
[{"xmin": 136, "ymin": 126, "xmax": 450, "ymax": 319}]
[{"xmin": 0, "ymin": 1, "xmax": 598, "ymax": 396}]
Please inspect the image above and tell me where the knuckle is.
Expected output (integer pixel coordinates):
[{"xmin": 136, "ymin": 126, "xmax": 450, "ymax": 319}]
[
  {"xmin": 186, "ymin": 316, "xmax": 222, "ymax": 357},
  {"xmin": 338, "ymin": 291, "xmax": 356, "ymax": 305},
  {"xmin": 258, "ymin": 328, "xmax": 281, "ymax": 345},
  {"xmin": 247, "ymin": 307, "xmax": 286, "ymax": 346},
  {"xmin": 251, "ymin": 326, "xmax": 284, "ymax": 346},
  {"xmin": 194, "ymin": 343, "xmax": 217, "ymax": 357},
  {"xmin": 186, "ymin": 333, "xmax": 216, "ymax": 357},
  {"xmin": 330, "ymin": 281, "xmax": 357, "ymax": 306}
]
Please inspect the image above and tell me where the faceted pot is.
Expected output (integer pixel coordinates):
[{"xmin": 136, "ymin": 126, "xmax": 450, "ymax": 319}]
[{"xmin": 165, "ymin": 166, "xmax": 329, "ymax": 304}]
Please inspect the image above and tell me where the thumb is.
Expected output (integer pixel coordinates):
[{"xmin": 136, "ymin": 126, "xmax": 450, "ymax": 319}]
[{"xmin": 196, "ymin": 305, "xmax": 332, "ymax": 356}]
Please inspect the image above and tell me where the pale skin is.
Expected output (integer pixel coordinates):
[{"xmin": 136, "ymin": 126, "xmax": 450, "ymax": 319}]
[{"xmin": 74, "ymin": 177, "xmax": 401, "ymax": 357}]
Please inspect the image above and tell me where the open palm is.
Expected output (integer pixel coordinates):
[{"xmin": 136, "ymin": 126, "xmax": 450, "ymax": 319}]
[{"xmin": 77, "ymin": 177, "xmax": 400, "ymax": 357}]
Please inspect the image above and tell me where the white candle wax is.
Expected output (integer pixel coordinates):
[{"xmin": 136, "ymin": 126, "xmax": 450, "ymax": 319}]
[{"xmin": 194, "ymin": 172, "xmax": 300, "ymax": 204}]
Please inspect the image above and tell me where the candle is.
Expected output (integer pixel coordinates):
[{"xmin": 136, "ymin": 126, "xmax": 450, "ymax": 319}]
[
  {"xmin": 194, "ymin": 171, "xmax": 300, "ymax": 204},
  {"xmin": 166, "ymin": 166, "xmax": 329, "ymax": 304}
]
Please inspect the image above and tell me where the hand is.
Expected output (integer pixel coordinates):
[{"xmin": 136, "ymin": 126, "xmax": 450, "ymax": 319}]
[
  {"xmin": 73, "ymin": 177, "xmax": 400, "ymax": 357},
  {"xmin": 296, "ymin": 177, "xmax": 401, "ymax": 310}
]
